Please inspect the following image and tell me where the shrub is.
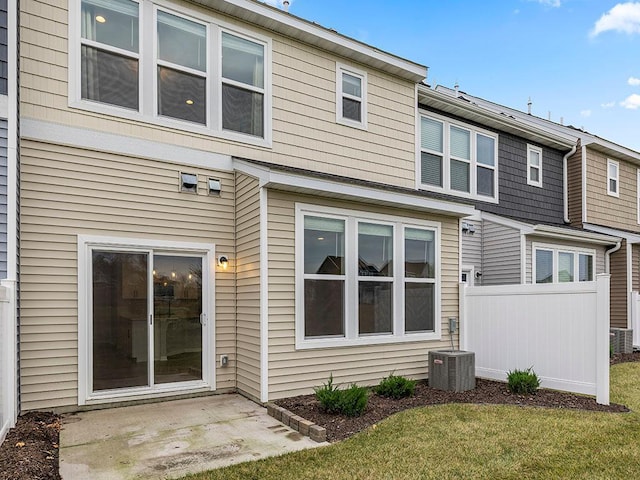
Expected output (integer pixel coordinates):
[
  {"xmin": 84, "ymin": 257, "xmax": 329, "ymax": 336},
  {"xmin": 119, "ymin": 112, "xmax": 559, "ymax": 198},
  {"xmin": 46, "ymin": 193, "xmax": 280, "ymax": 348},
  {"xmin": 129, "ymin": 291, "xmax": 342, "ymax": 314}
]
[
  {"xmin": 507, "ymin": 367, "xmax": 541, "ymax": 395},
  {"xmin": 314, "ymin": 375, "xmax": 369, "ymax": 417},
  {"xmin": 375, "ymin": 373, "xmax": 416, "ymax": 399},
  {"xmin": 314, "ymin": 374, "xmax": 342, "ymax": 414}
]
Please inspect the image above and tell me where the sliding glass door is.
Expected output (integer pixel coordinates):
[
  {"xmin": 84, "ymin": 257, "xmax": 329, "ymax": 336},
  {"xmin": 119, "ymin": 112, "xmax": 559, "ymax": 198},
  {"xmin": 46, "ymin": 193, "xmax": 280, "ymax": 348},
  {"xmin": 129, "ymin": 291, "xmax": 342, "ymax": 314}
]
[{"xmin": 91, "ymin": 250, "xmax": 206, "ymax": 394}]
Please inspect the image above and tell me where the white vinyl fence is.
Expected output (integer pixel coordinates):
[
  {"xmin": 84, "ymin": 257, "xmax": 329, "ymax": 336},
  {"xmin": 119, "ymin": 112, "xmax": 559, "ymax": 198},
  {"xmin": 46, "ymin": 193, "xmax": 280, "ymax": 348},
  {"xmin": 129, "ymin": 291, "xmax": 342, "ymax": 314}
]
[
  {"xmin": 0, "ymin": 281, "xmax": 17, "ymax": 444},
  {"xmin": 460, "ymin": 274, "xmax": 610, "ymax": 405},
  {"xmin": 632, "ymin": 291, "xmax": 640, "ymax": 349}
]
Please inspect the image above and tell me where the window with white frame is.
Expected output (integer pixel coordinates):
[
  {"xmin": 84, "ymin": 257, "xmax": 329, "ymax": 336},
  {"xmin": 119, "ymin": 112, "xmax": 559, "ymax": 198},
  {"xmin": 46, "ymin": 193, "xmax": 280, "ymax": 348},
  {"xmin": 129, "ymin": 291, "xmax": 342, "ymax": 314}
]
[
  {"xmin": 419, "ymin": 113, "xmax": 498, "ymax": 201},
  {"xmin": 608, "ymin": 159, "xmax": 619, "ymax": 197},
  {"xmin": 297, "ymin": 205, "xmax": 440, "ymax": 348},
  {"xmin": 74, "ymin": 0, "xmax": 270, "ymax": 142},
  {"xmin": 527, "ymin": 144, "xmax": 543, "ymax": 187},
  {"xmin": 336, "ymin": 64, "xmax": 367, "ymax": 129},
  {"xmin": 533, "ymin": 244, "xmax": 594, "ymax": 284}
]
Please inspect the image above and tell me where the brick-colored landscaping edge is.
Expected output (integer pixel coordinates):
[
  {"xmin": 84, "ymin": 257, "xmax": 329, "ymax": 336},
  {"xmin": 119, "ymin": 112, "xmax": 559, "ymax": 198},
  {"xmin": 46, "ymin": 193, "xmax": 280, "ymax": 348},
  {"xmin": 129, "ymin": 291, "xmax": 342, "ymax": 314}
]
[{"xmin": 266, "ymin": 403, "xmax": 327, "ymax": 443}]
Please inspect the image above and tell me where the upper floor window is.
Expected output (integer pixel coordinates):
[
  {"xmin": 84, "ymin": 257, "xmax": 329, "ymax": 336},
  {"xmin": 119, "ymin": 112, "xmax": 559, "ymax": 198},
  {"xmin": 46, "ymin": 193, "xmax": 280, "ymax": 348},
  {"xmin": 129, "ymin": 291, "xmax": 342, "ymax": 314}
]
[
  {"xmin": 608, "ymin": 159, "xmax": 619, "ymax": 197},
  {"xmin": 527, "ymin": 144, "xmax": 543, "ymax": 187},
  {"xmin": 534, "ymin": 244, "xmax": 594, "ymax": 284},
  {"xmin": 336, "ymin": 64, "xmax": 367, "ymax": 129},
  {"xmin": 419, "ymin": 113, "xmax": 498, "ymax": 202},
  {"xmin": 74, "ymin": 0, "xmax": 271, "ymax": 144}
]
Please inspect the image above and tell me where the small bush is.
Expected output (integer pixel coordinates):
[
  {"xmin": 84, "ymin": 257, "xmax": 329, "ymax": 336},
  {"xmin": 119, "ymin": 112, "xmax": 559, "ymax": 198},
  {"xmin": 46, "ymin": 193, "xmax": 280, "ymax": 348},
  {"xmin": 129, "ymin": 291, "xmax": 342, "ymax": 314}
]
[
  {"xmin": 375, "ymin": 373, "xmax": 416, "ymax": 399},
  {"xmin": 338, "ymin": 384, "xmax": 369, "ymax": 417},
  {"xmin": 507, "ymin": 367, "xmax": 541, "ymax": 395},
  {"xmin": 314, "ymin": 374, "xmax": 342, "ymax": 414},
  {"xmin": 314, "ymin": 375, "xmax": 368, "ymax": 417}
]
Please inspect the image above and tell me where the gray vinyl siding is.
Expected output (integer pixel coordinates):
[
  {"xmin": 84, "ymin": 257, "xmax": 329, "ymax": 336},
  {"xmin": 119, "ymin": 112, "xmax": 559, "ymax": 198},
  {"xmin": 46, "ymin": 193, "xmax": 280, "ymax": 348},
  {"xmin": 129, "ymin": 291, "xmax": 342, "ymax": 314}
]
[
  {"xmin": 0, "ymin": 0, "xmax": 6, "ymax": 95},
  {"xmin": 461, "ymin": 220, "xmax": 482, "ymax": 274},
  {"xmin": 419, "ymin": 106, "xmax": 566, "ymax": 225},
  {"xmin": 481, "ymin": 220, "xmax": 521, "ymax": 285},
  {"xmin": 0, "ymin": 120, "xmax": 7, "ymax": 278}
]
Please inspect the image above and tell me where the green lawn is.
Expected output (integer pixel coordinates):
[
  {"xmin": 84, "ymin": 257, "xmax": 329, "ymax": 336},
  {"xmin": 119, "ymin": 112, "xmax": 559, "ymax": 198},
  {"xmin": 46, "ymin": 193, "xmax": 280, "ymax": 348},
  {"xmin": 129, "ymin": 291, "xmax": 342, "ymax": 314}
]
[{"xmin": 183, "ymin": 363, "xmax": 640, "ymax": 480}]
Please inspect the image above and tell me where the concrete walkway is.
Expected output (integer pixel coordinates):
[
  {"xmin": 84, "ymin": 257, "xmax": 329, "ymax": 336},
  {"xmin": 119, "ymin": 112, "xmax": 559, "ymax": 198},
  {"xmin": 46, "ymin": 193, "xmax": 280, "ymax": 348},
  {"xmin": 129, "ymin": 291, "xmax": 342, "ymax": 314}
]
[{"xmin": 59, "ymin": 394, "xmax": 326, "ymax": 479}]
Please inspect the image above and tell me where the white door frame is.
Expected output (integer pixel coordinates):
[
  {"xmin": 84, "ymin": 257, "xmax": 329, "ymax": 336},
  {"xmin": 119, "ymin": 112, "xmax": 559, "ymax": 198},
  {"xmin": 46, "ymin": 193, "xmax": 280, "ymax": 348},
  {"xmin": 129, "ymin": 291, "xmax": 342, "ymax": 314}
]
[{"xmin": 77, "ymin": 235, "xmax": 216, "ymax": 405}]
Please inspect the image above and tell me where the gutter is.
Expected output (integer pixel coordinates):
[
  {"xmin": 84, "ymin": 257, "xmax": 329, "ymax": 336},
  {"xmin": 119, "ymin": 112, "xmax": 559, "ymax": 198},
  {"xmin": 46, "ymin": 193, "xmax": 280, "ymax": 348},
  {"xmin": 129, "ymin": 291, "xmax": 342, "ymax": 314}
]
[
  {"xmin": 563, "ymin": 144, "xmax": 577, "ymax": 224},
  {"xmin": 605, "ymin": 240, "xmax": 622, "ymax": 274}
]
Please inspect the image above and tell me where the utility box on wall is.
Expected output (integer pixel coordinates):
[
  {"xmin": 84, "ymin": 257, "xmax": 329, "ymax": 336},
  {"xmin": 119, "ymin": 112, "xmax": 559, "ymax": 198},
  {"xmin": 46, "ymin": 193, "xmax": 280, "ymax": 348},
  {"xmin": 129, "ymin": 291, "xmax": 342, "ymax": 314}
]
[{"xmin": 429, "ymin": 350, "xmax": 476, "ymax": 392}]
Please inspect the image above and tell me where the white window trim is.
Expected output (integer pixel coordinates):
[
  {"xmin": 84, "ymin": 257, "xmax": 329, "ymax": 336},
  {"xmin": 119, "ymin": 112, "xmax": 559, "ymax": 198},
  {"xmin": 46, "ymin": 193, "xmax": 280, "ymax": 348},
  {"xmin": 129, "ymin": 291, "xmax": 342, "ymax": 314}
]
[
  {"xmin": 532, "ymin": 242, "xmax": 596, "ymax": 284},
  {"xmin": 418, "ymin": 110, "xmax": 499, "ymax": 203},
  {"xmin": 336, "ymin": 63, "xmax": 368, "ymax": 130},
  {"xmin": 637, "ymin": 169, "xmax": 640, "ymax": 225},
  {"xmin": 607, "ymin": 159, "xmax": 619, "ymax": 198},
  {"xmin": 527, "ymin": 144, "xmax": 543, "ymax": 188},
  {"xmin": 77, "ymin": 234, "xmax": 216, "ymax": 405},
  {"xmin": 69, "ymin": 0, "xmax": 273, "ymax": 148},
  {"xmin": 295, "ymin": 203, "xmax": 441, "ymax": 350}
]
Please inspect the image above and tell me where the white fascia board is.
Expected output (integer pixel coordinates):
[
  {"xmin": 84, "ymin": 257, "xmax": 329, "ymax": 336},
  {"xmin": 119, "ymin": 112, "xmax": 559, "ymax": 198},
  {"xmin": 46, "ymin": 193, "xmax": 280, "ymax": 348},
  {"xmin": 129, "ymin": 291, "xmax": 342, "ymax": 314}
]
[
  {"xmin": 583, "ymin": 223, "xmax": 640, "ymax": 244},
  {"xmin": 192, "ymin": 0, "xmax": 426, "ymax": 81},
  {"xmin": 233, "ymin": 160, "xmax": 475, "ymax": 217},
  {"xmin": 583, "ymin": 140, "xmax": 640, "ymax": 165},
  {"xmin": 479, "ymin": 212, "xmax": 532, "ymax": 233},
  {"xmin": 418, "ymin": 87, "xmax": 576, "ymax": 150},
  {"xmin": 21, "ymin": 118, "xmax": 233, "ymax": 172},
  {"xmin": 531, "ymin": 225, "xmax": 620, "ymax": 246}
]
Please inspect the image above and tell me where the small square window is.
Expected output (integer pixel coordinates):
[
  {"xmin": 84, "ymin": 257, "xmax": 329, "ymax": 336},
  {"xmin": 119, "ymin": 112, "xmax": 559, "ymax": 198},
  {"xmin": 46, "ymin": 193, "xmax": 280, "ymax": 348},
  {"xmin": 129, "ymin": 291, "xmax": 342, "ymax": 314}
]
[
  {"xmin": 180, "ymin": 173, "xmax": 198, "ymax": 193},
  {"xmin": 336, "ymin": 64, "xmax": 367, "ymax": 129}
]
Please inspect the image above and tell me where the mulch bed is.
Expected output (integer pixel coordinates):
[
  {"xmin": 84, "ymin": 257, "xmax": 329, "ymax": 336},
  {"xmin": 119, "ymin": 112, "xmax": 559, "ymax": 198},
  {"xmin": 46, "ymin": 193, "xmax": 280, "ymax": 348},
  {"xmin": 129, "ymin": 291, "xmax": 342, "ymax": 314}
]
[
  {"xmin": 0, "ymin": 353, "xmax": 638, "ymax": 478},
  {"xmin": 0, "ymin": 411, "xmax": 61, "ymax": 480}
]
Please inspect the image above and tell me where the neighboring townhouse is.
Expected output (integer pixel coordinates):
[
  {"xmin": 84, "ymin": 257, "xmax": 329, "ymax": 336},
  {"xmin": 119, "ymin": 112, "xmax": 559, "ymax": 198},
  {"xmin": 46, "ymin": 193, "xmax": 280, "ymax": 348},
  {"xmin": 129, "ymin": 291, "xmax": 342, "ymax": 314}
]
[
  {"xmin": 416, "ymin": 85, "xmax": 619, "ymax": 289},
  {"xmin": 441, "ymin": 87, "xmax": 639, "ymax": 350},
  {"xmin": 18, "ymin": 0, "xmax": 477, "ymax": 413},
  {"xmin": 0, "ymin": 0, "xmax": 19, "ymax": 441}
]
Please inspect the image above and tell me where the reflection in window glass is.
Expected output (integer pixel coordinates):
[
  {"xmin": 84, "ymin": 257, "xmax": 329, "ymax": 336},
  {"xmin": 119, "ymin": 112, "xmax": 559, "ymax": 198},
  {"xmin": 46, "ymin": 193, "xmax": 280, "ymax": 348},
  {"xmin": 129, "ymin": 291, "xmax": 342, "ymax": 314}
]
[
  {"xmin": 358, "ymin": 223, "xmax": 393, "ymax": 277},
  {"xmin": 157, "ymin": 66, "xmax": 206, "ymax": 124},
  {"xmin": 157, "ymin": 11, "xmax": 206, "ymax": 71},
  {"xmin": 579, "ymin": 254, "xmax": 594, "ymax": 282},
  {"xmin": 451, "ymin": 159, "xmax": 470, "ymax": 192},
  {"xmin": 405, "ymin": 228, "xmax": 434, "ymax": 278},
  {"xmin": 536, "ymin": 250, "xmax": 553, "ymax": 283},
  {"xmin": 82, "ymin": 46, "xmax": 139, "ymax": 109},
  {"xmin": 222, "ymin": 33, "xmax": 264, "ymax": 87},
  {"xmin": 405, "ymin": 283, "xmax": 434, "ymax": 332},
  {"xmin": 222, "ymin": 84, "xmax": 264, "ymax": 137},
  {"xmin": 81, "ymin": 0, "xmax": 139, "ymax": 52},
  {"xmin": 558, "ymin": 252, "xmax": 574, "ymax": 282},
  {"xmin": 304, "ymin": 216, "xmax": 345, "ymax": 275},
  {"xmin": 359, "ymin": 281, "xmax": 392, "ymax": 335},
  {"xmin": 477, "ymin": 166, "xmax": 494, "ymax": 197}
]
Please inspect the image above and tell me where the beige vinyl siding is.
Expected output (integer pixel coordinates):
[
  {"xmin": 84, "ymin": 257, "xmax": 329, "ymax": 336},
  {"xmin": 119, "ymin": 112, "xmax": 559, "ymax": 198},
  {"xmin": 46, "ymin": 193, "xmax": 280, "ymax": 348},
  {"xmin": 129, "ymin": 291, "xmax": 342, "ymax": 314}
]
[
  {"xmin": 235, "ymin": 173, "xmax": 261, "ymax": 401},
  {"xmin": 567, "ymin": 142, "xmax": 583, "ymax": 227},
  {"xmin": 481, "ymin": 221, "xmax": 521, "ymax": 286},
  {"xmin": 461, "ymin": 220, "xmax": 482, "ymax": 273},
  {"xmin": 20, "ymin": 140, "xmax": 237, "ymax": 410},
  {"xmin": 609, "ymin": 241, "xmax": 628, "ymax": 328},
  {"xmin": 525, "ymin": 236, "xmax": 606, "ymax": 284},
  {"xmin": 585, "ymin": 148, "xmax": 639, "ymax": 232},
  {"xmin": 265, "ymin": 190, "xmax": 460, "ymax": 400},
  {"xmin": 21, "ymin": 0, "xmax": 417, "ymax": 188}
]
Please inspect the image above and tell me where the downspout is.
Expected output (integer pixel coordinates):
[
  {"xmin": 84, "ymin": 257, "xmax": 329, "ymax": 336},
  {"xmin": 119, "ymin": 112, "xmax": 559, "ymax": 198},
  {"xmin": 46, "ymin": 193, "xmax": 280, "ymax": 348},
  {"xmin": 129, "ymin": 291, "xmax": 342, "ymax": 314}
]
[
  {"xmin": 563, "ymin": 144, "xmax": 577, "ymax": 224},
  {"xmin": 605, "ymin": 240, "xmax": 622, "ymax": 274}
]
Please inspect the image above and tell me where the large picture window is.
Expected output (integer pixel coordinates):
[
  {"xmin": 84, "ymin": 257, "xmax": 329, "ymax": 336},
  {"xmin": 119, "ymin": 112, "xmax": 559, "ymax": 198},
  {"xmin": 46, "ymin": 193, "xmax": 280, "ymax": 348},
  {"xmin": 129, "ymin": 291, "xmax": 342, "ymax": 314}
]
[
  {"xmin": 533, "ymin": 244, "xmax": 595, "ymax": 284},
  {"xmin": 419, "ymin": 113, "xmax": 498, "ymax": 202},
  {"xmin": 296, "ymin": 205, "xmax": 441, "ymax": 348},
  {"xmin": 73, "ymin": 0, "xmax": 271, "ymax": 143}
]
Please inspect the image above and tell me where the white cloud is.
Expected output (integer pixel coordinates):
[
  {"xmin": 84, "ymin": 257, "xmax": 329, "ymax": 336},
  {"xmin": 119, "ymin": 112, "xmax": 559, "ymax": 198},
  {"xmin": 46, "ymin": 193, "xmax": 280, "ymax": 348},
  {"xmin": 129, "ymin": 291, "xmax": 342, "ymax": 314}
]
[
  {"xmin": 532, "ymin": 0, "xmax": 561, "ymax": 6},
  {"xmin": 621, "ymin": 94, "xmax": 640, "ymax": 109},
  {"xmin": 580, "ymin": 109, "xmax": 592, "ymax": 117},
  {"xmin": 591, "ymin": 2, "xmax": 640, "ymax": 37},
  {"xmin": 629, "ymin": 76, "xmax": 640, "ymax": 86},
  {"xmin": 601, "ymin": 101, "xmax": 616, "ymax": 108}
]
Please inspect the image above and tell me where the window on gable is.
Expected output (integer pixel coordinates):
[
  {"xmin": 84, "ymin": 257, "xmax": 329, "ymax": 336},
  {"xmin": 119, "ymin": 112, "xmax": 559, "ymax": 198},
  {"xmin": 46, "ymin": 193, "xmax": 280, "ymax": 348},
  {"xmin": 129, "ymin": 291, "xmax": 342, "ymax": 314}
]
[
  {"xmin": 336, "ymin": 65, "xmax": 367, "ymax": 129},
  {"xmin": 74, "ymin": 0, "xmax": 270, "ymax": 143},
  {"xmin": 419, "ymin": 113, "xmax": 498, "ymax": 202},
  {"xmin": 608, "ymin": 159, "xmax": 619, "ymax": 197},
  {"xmin": 534, "ymin": 245, "xmax": 594, "ymax": 284},
  {"xmin": 80, "ymin": 0, "xmax": 140, "ymax": 110},
  {"xmin": 527, "ymin": 144, "xmax": 543, "ymax": 187},
  {"xmin": 297, "ymin": 205, "xmax": 440, "ymax": 348}
]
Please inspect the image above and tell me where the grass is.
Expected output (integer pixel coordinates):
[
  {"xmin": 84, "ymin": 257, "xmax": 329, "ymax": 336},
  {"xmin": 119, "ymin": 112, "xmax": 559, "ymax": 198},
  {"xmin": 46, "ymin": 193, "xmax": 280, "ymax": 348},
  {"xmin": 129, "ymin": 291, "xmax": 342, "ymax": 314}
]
[{"xmin": 182, "ymin": 363, "xmax": 640, "ymax": 480}]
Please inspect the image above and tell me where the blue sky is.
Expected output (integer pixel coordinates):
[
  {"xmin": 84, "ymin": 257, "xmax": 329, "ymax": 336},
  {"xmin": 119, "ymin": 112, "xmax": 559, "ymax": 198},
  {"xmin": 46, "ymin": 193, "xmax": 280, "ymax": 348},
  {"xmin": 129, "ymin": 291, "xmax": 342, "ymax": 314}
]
[{"xmin": 264, "ymin": 1, "xmax": 640, "ymax": 151}]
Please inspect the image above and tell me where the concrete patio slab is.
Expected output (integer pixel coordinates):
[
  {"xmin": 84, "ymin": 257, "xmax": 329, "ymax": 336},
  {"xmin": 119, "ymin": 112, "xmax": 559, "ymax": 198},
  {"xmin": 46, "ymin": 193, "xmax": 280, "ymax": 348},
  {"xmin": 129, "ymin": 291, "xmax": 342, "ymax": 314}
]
[{"xmin": 59, "ymin": 394, "xmax": 326, "ymax": 480}]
